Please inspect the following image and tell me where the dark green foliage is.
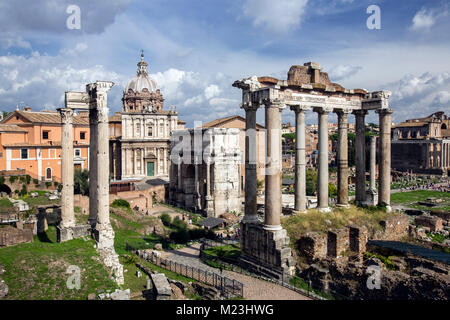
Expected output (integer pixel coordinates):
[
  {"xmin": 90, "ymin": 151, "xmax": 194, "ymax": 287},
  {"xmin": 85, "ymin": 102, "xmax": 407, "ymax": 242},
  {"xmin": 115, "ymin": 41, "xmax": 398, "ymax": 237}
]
[
  {"xmin": 45, "ymin": 182, "xmax": 51, "ymax": 188},
  {"xmin": 170, "ymin": 228, "xmax": 190, "ymax": 243},
  {"xmin": 0, "ymin": 176, "xmax": 4, "ymax": 184},
  {"xmin": 19, "ymin": 184, "xmax": 27, "ymax": 197},
  {"xmin": 328, "ymin": 183, "xmax": 337, "ymax": 198},
  {"xmin": 9, "ymin": 176, "xmax": 18, "ymax": 183},
  {"xmin": 25, "ymin": 175, "xmax": 31, "ymax": 184},
  {"xmin": 33, "ymin": 179, "xmax": 39, "ymax": 185},
  {"xmin": 160, "ymin": 213, "xmax": 172, "ymax": 226},
  {"xmin": 111, "ymin": 199, "xmax": 131, "ymax": 209},
  {"xmin": 306, "ymin": 168, "xmax": 317, "ymax": 196},
  {"xmin": 172, "ymin": 216, "xmax": 188, "ymax": 230},
  {"xmin": 74, "ymin": 169, "xmax": 89, "ymax": 195}
]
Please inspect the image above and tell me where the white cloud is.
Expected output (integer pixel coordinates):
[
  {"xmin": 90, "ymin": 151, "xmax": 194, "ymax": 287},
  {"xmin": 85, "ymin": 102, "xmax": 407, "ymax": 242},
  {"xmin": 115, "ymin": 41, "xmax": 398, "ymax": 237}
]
[
  {"xmin": 204, "ymin": 84, "xmax": 221, "ymax": 99},
  {"xmin": 328, "ymin": 64, "xmax": 362, "ymax": 81},
  {"xmin": 410, "ymin": 6, "xmax": 448, "ymax": 32},
  {"xmin": 243, "ymin": 0, "xmax": 308, "ymax": 34}
]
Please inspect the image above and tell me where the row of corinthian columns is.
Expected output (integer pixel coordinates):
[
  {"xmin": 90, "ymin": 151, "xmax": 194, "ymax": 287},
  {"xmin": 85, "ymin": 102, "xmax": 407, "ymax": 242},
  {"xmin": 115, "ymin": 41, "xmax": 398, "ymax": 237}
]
[{"xmin": 242, "ymin": 100, "xmax": 394, "ymax": 230}]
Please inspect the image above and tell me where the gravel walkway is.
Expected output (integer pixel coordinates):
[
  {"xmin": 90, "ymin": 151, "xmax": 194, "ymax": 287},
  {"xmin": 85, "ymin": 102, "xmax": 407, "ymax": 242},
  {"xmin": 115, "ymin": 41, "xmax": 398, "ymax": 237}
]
[{"xmin": 163, "ymin": 244, "xmax": 310, "ymax": 300}]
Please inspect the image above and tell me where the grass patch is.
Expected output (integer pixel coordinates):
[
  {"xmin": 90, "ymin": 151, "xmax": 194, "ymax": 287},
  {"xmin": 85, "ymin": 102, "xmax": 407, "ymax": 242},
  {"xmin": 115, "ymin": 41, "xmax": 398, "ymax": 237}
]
[
  {"xmin": 289, "ymin": 276, "xmax": 336, "ymax": 300},
  {"xmin": 391, "ymin": 190, "xmax": 450, "ymax": 212},
  {"xmin": 282, "ymin": 205, "xmax": 392, "ymax": 241},
  {"xmin": 203, "ymin": 245, "xmax": 241, "ymax": 259},
  {"xmin": 364, "ymin": 252, "xmax": 396, "ymax": 270},
  {"xmin": 0, "ymin": 226, "xmax": 117, "ymax": 300},
  {"xmin": 426, "ymin": 232, "xmax": 448, "ymax": 244}
]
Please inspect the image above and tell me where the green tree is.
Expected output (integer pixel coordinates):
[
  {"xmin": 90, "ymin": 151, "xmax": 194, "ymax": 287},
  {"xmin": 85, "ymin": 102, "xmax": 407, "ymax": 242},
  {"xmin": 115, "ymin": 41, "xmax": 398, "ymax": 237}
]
[
  {"xmin": 306, "ymin": 168, "xmax": 317, "ymax": 196},
  {"xmin": 328, "ymin": 183, "xmax": 337, "ymax": 198},
  {"xmin": 74, "ymin": 169, "xmax": 89, "ymax": 195}
]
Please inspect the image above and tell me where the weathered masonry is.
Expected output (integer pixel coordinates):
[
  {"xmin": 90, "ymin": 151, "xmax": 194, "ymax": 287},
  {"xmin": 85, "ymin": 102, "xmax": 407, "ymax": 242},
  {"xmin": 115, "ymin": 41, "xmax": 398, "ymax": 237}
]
[
  {"xmin": 233, "ymin": 62, "xmax": 393, "ymax": 279},
  {"xmin": 58, "ymin": 81, "xmax": 124, "ymax": 285}
]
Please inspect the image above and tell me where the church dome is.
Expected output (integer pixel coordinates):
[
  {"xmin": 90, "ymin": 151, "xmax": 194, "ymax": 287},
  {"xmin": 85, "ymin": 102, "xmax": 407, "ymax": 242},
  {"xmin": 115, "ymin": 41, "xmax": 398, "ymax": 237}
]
[{"xmin": 125, "ymin": 51, "xmax": 158, "ymax": 93}]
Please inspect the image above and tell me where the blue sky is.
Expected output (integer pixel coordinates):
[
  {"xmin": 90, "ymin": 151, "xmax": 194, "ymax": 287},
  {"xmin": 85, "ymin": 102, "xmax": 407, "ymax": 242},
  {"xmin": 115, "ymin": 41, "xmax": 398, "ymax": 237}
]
[{"xmin": 0, "ymin": 0, "xmax": 449, "ymax": 126}]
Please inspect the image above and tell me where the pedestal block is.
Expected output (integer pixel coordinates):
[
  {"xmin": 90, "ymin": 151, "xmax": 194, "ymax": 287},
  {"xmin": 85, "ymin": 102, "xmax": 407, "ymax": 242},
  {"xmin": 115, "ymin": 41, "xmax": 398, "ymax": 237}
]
[{"xmin": 240, "ymin": 221, "xmax": 296, "ymax": 280}]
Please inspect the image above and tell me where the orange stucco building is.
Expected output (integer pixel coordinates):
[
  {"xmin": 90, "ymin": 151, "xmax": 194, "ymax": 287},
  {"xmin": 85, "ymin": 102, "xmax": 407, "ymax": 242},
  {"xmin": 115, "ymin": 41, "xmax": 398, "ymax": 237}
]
[{"xmin": 0, "ymin": 108, "xmax": 90, "ymax": 182}]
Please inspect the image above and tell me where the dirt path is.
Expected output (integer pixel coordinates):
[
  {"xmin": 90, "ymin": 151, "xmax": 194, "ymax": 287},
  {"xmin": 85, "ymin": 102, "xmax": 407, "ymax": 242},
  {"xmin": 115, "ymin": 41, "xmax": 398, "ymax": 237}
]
[{"xmin": 163, "ymin": 243, "xmax": 310, "ymax": 300}]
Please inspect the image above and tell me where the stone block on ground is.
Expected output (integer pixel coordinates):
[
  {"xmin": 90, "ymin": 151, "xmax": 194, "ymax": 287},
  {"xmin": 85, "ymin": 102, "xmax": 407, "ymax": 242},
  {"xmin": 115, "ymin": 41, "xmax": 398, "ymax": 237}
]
[
  {"xmin": 151, "ymin": 273, "xmax": 172, "ymax": 300},
  {"xmin": 0, "ymin": 280, "xmax": 8, "ymax": 299},
  {"xmin": 110, "ymin": 289, "xmax": 130, "ymax": 300},
  {"xmin": 154, "ymin": 243, "xmax": 163, "ymax": 251}
]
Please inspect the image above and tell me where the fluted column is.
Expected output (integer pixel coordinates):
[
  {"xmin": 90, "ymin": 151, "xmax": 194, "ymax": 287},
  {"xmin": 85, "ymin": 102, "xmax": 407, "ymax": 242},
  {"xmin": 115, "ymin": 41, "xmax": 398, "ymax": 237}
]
[
  {"xmin": 433, "ymin": 143, "xmax": 438, "ymax": 168},
  {"xmin": 242, "ymin": 102, "xmax": 260, "ymax": 222},
  {"xmin": 290, "ymin": 105, "xmax": 309, "ymax": 213},
  {"xmin": 353, "ymin": 109, "xmax": 368, "ymax": 206},
  {"xmin": 314, "ymin": 107, "xmax": 332, "ymax": 212},
  {"xmin": 59, "ymin": 108, "xmax": 75, "ymax": 230},
  {"xmin": 336, "ymin": 110, "xmax": 349, "ymax": 207},
  {"xmin": 88, "ymin": 108, "xmax": 98, "ymax": 228},
  {"xmin": 264, "ymin": 100, "xmax": 284, "ymax": 230},
  {"xmin": 369, "ymin": 135, "xmax": 377, "ymax": 191},
  {"xmin": 205, "ymin": 157, "xmax": 214, "ymax": 216},
  {"xmin": 376, "ymin": 109, "xmax": 393, "ymax": 211}
]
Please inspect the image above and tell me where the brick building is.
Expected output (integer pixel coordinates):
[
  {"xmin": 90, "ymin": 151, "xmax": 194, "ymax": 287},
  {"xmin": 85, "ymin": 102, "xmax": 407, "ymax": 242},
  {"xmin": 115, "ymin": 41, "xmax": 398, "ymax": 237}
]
[{"xmin": 392, "ymin": 111, "xmax": 450, "ymax": 175}]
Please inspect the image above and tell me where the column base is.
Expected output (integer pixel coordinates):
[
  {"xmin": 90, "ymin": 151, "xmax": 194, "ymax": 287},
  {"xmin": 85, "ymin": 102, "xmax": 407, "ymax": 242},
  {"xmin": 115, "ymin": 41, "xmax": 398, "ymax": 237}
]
[
  {"xmin": 263, "ymin": 224, "xmax": 282, "ymax": 231},
  {"xmin": 335, "ymin": 204, "xmax": 350, "ymax": 209},
  {"xmin": 242, "ymin": 214, "xmax": 259, "ymax": 223},
  {"xmin": 240, "ymin": 222, "xmax": 296, "ymax": 280},
  {"xmin": 292, "ymin": 210, "xmax": 307, "ymax": 215},
  {"xmin": 56, "ymin": 224, "xmax": 90, "ymax": 243},
  {"xmin": 318, "ymin": 207, "xmax": 331, "ymax": 213},
  {"xmin": 96, "ymin": 224, "xmax": 124, "ymax": 285},
  {"xmin": 385, "ymin": 205, "xmax": 392, "ymax": 213},
  {"xmin": 363, "ymin": 189, "xmax": 378, "ymax": 207}
]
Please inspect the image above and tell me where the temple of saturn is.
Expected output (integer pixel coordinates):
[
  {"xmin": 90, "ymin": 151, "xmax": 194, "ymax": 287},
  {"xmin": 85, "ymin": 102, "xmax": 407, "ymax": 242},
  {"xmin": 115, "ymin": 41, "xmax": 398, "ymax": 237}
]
[
  {"xmin": 57, "ymin": 81, "xmax": 124, "ymax": 285},
  {"xmin": 233, "ymin": 62, "xmax": 393, "ymax": 278}
]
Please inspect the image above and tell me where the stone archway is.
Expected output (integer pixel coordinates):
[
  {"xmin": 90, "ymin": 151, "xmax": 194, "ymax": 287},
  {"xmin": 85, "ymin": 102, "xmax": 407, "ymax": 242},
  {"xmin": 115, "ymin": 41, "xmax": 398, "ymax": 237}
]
[{"xmin": 0, "ymin": 183, "xmax": 12, "ymax": 196}]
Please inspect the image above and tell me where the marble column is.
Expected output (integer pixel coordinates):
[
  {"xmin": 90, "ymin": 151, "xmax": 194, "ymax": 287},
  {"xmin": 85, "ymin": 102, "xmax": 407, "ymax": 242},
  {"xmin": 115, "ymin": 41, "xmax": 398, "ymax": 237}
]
[
  {"xmin": 205, "ymin": 158, "xmax": 214, "ymax": 216},
  {"xmin": 88, "ymin": 108, "xmax": 98, "ymax": 228},
  {"xmin": 194, "ymin": 163, "xmax": 200, "ymax": 211},
  {"xmin": 242, "ymin": 102, "xmax": 260, "ymax": 222},
  {"xmin": 369, "ymin": 135, "xmax": 377, "ymax": 191},
  {"xmin": 59, "ymin": 108, "xmax": 75, "ymax": 233},
  {"xmin": 264, "ymin": 100, "xmax": 284, "ymax": 230},
  {"xmin": 314, "ymin": 107, "xmax": 332, "ymax": 212},
  {"xmin": 433, "ymin": 143, "xmax": 438, "ymax": 168},
  {"xmin": 290, "ymin": 105, "xmax": 309, "ymax": 213},
  {"xmin": 336, "ymin": 110, "xmax": 349, "ymax": 207},
  {"xmin": 376, "ymin": 109, "xmax": 393, "ymax": 211},
  {"xmin": 353, "ymin": 110, "xmax": 368, "ymax": 206},
  {"xmin": 87, "ymin": 81, "xmax": 123, "ymax": 285}
]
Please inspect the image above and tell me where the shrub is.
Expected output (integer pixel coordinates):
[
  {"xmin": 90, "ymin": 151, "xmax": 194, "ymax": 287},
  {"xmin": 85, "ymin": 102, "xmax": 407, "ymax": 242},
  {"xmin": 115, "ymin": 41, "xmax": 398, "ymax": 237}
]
[
  {"xmin": 19, "ymin": 176, "xmax": 26, "ymax": 183},
  {"xmin": 172, "ymin": 216, "xmax": 188, "ymax": 230},
  {"xmin": 33, "ymin": 179, "xmax": 39, "ymax": 185},
  {"xmin": 57, "ymin": 184, "xmax": 63, "ymax": 192},
  {"xmin": 9, "ymin": 176, "xmax": 18, "ymax": 183},
  {"xmin": 0, "ymin": 176, "xmax": 4, "ymax": 184},
  {"xmin": 160, "ymin": 213, "xmax": 172, "ymax": 226},
  {"xmin": 45, "ymin": 182, "xmax": 51, "ymax": 188},
  {"xmin": 26, "ymin": 175, "xmax": 31, "ymax": 184},
  {"xmin": 19, "ymin": 184, "xmax": 27, "ymax": 197},
  {"xmin": 53, "ymin": 181, "xmax": 59, "ymax": 187},
  {"xmin": 170, "ymin": 229, "xmax": 190, "ymax": 244},
  {"xmin": 111, "ymin": 199, "xmax": 131, "ymax": 209}
]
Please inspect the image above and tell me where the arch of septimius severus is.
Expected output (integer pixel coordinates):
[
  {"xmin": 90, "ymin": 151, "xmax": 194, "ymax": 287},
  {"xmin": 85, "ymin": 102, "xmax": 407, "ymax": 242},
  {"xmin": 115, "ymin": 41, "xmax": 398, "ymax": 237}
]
[
  {"xmin": 57, "ymin": 81, "xmax": 124, "ymax": 285},
  {"xmin": 233, "ymin": 62, "xmax": 392, "ymax": 278}
]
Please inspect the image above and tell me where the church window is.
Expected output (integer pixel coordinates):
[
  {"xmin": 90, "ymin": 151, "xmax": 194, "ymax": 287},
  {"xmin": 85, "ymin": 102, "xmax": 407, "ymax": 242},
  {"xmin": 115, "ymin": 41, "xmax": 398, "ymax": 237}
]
[{"xmin": 148, "ymin": 126, "xmax": 153, "ymax": 137}]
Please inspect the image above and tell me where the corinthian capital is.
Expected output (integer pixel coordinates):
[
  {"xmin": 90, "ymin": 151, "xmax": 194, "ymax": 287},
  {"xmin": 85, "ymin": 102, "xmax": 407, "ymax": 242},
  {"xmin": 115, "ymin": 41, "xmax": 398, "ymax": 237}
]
[
  {"xmin": 59, "ymin": 108, "xmax": 74, "ymax": 125},
  {"xmin": 241, "ymin": 102, "xmax": 260, "ymax": 112},
  {"xmin": 289, "ymin": 104, "xmax": 311, "ymax": 113}
]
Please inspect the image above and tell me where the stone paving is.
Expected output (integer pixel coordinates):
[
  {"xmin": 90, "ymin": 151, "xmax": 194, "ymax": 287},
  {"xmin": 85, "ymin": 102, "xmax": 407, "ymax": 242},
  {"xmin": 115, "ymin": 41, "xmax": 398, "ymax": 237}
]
[{"xmin": 163, "ymin": 243, "xmax": 310, "ymax": 300}]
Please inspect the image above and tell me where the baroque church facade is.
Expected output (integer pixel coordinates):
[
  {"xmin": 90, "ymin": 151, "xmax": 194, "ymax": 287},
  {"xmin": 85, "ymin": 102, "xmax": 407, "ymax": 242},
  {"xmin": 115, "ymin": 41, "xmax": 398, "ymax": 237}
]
[{"xmin": 110, "ymin": 52, "xmax": 184, "ymax": 181}]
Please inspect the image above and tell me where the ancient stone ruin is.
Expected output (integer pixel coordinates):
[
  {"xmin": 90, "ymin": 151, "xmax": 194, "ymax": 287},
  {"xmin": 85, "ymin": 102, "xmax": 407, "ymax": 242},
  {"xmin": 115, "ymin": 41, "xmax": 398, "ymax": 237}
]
[
  {"xmin": 58, "ymin": 81, "xmax": 124, "ymax": 285},
  {"xmin": 233, "ymin": 62, "xmax": 393, "ymax": 280}
]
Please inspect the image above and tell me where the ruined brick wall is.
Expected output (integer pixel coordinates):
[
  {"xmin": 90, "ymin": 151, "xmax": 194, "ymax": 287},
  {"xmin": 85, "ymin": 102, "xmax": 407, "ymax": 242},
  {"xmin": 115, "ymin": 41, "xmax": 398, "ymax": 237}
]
[
  {"xmin": 327, "ymin": 228, "xmax": 349, "ymax": 258},
  {"xmin": 374, "ymin": 215, "xmax": 410, "ymax": 240},
  {"xmin": 0, "ymin": 226, "xmax": 33, "ymax": 247},
  {"xmin": 414, "ymin": 216, "xmax": 443, "ymax": 232},
  {"xmin": 297, "ymin": 232, "xmax": 327, "ymax": 263}
]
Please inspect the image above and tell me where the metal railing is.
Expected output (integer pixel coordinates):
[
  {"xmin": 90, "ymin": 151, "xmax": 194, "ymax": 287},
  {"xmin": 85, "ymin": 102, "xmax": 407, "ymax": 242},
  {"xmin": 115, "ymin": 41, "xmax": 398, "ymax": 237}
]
[{"xmin": 128, "ymin": 246, "xmax": 244, "ymax": 299}]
